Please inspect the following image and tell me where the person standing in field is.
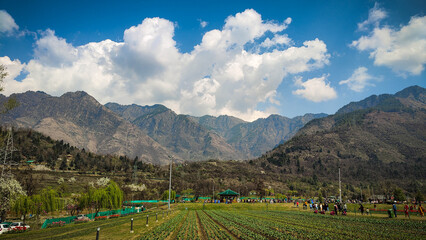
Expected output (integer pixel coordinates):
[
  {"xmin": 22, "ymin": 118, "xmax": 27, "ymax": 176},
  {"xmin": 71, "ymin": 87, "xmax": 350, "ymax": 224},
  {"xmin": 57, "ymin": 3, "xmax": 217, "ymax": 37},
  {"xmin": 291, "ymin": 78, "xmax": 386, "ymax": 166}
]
[
  {"xmin": 404, "ymin": 204, "xmax": 410, "ymax": 218},
  {"xmin": 393, "ymin": 203, "xmax": 398, "ymax": 218},
  {"xmin": 419, "ymin": 204, "xmax": 424, "ymax": 217},
  {"xmin": 359, "ymin": 204, "xmax": 364, "ymax": 215}
]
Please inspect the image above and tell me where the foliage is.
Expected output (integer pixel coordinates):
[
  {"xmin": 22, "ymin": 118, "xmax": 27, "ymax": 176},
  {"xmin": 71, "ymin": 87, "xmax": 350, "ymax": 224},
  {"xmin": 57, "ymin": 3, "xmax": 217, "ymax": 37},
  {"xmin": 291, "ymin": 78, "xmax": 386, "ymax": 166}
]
[
  {"xmin": 94, "ymin": 216, "xmax": 107, "ymax": 221},
  {"xmin": 415, "ymin": 191, "xmax": 424, "ymax": 203},
  {"xmin": 78, "ymin": 180, "xmax": 123, "ymax": 217},
  {"xmin": 0, "ymin": 64, "xmax": 19, "ymax": 114},
  {"xmin": 393, "ymin": 188, "xmax": 406, "ymax": 202},
  {"xmin": 47, "ymin": 221, "xmax": 65, "ymax": 228},
  {"xmin": 126, "ymin": 183, "xmax": 146, "ymax": 192},
  {"xmin": 96, "ymin": 177, "xmax": 110, "ymax": 187},
  {"xmin": 161, "ymin": 190, "xmax": 176, "ymax": 201},
  {"xmin": 12, "ymin": 195, "xmax": 32, "ymax": 223},
  {"xmin": 0, "ymin": 177, "xmax": 26, "ymax": 221}
]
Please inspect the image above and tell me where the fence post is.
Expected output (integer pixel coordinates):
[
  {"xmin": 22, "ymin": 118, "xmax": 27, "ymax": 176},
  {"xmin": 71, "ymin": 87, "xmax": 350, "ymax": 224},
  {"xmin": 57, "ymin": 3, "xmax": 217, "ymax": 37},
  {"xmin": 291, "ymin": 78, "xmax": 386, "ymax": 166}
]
[
  {"xmin": 130, "ymin": 218, "xmax": 134, "ymax": 233},
  {"xmin": 96, "ymin": 227, "xmax": 100, "ymax": 240},
  {"xmin": 156, "ymin": 213, "xmax": 158, "ymax": 222},
  {"xmin": 146, "ymin": 215, "xmax": 149, "ymax": 227}
]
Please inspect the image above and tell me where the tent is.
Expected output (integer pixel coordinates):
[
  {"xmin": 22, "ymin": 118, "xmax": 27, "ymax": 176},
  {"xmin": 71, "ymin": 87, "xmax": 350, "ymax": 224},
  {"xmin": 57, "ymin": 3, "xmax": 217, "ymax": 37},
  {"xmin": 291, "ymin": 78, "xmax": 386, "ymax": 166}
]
[{"xmin": 218, "ymin": 189, "xmax": 239, "ymax": 202}]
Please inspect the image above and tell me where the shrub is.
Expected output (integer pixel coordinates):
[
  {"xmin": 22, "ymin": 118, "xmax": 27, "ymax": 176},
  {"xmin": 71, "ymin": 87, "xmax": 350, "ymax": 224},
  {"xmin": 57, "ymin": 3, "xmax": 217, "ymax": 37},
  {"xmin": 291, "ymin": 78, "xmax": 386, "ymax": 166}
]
[
  {"xmin": 95, "ymin": 216, "xmax": 107, "ymax": 221},
  {"xmin": 6, "ymin": 226, "xmax": 28, "ymax": 234},
  {"xmin": 109, "ymin": 214, "xmax": 120, "ymax": 218},
  {"xmin": 74, "ymin": 218, "xmax": 89, "ymax": 224},
  {"xmin": 48, "ymin": 221, "xmax": 65, "ymax": 228}
]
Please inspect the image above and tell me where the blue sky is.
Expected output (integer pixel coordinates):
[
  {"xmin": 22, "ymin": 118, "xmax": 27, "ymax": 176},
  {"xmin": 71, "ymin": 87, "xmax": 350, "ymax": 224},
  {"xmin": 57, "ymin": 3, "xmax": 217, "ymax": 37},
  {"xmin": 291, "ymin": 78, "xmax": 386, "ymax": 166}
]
[{"xmin": 0, "ymin": 0, "xmax": 425, "ymax": 121}]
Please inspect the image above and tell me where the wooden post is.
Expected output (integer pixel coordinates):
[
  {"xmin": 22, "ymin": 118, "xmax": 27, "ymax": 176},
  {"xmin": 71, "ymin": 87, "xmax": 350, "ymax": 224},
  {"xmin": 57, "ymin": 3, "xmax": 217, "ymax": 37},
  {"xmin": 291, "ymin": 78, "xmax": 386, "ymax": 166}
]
[{"xmin": 146, "ymin": 215, "xmax": 149, "ymax": 227}]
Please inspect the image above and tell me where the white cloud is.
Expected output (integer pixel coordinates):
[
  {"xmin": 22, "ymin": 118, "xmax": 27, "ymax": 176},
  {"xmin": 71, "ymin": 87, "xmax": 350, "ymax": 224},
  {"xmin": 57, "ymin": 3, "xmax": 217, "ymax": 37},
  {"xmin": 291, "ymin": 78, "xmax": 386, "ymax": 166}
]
[
  {"xmin": 0, "ymin": 10, "xmax": 19, "ymax": 34},
  {"xmin": 2, "ymin": 9, "xmax": 330, "ymax": 121},
  {"xmin": 339, "ymin": 67, "xmax": 381, "ymax": 92},
  {"xmin": 199, "ymin": 19, "xmax": 208, "ymax": 28},
  {"xmin": 357, "ymin": 3, "xmax": 387, "ymax": 31},
  {"xmin": 261, "ymin": 34, "xmax": 292, "ymax": 48},
  {"xmin": 0, "ymin": 56, "xmax": 25, "ymax": 83},
  {"xmin": 352, "ymin": 8, "xmax": 426, "ymax": 75},
  {"xmin": 293, "ymin": 75, "xmax": 337, "ymax": 102}
]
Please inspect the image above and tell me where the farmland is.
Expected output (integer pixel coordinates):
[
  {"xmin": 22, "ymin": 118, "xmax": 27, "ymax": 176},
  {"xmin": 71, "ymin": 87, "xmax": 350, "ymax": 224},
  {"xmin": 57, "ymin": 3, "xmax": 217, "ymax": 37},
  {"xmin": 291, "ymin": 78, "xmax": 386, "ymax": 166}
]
[{"xmin": 1, "ymin": 203, "xmax": 425, "ymax": 240}]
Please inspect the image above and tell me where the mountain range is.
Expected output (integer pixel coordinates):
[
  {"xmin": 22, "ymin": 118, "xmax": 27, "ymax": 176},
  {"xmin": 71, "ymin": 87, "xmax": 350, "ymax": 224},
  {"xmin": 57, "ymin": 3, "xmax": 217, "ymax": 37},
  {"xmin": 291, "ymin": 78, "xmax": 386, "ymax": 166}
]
[
  {"xmin": 0, "ymin": 91, "xmax": 326, "ymax": 163},
  {"xmin": 255, "ymin": 85, "xmax": 426, "ymax": 190}
]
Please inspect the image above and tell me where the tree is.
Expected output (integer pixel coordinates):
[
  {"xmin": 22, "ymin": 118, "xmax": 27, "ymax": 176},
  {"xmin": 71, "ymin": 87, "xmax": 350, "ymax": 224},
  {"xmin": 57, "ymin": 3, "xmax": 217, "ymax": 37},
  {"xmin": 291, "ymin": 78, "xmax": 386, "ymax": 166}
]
[
  {"xmin": 79, "ymin": 180, "xmax": 123, "ymax": 217},
  {"xmin": 40, "ymin": 188, "xmax": 61, "ymax": 215},
  {"xmin": 393, "ymin": 188, "xmax": 406, "ymax": 202},
  {"xmin": 0, "ymin": 65, "xmax": 19, "ymax": 114},
  {"xmin": 415, "ymin": 191, "xmax": 424, "ymax": 203},
  {"xmin": 318, "ymin": 192, "xmax": 323, "ymax": 203},
  {"xmin": 105, "ymin": 180, "xmax": 123, "ymax": 210},
  {"xmin": 161, "ymin": 190, "xmax": 176, "ymax": 201},
  {"xmin": 0, "ymin": 177, "xmax": 26, "ymax": 221},
  {"xmin": 12, "ymin": 195, "xmax": 32, "ymax": 224}
]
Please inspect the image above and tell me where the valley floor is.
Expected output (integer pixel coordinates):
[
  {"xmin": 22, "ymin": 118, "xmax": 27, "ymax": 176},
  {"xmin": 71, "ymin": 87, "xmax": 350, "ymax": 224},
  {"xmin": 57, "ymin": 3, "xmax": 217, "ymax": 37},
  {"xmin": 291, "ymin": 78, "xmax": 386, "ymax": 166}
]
[{"xmin": 1, "ymin": 203, "xmax": 425, "ymax": 240}]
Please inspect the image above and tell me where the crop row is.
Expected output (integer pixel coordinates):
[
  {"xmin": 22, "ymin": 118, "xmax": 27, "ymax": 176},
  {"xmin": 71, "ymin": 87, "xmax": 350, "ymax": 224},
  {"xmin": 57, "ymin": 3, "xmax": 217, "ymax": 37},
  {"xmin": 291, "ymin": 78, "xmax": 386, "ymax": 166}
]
[
  {"xmin": 212, "ymin": 210, "xmax": 299, "ymax": 240},
  {"xmin": 241, "ymin": 210, "xmax": 425, "ymax": 240},
  {"xmin": 140, "ymin": 211, "xmax": 186, "ymax": 240},
  {"xmin": 176, "ymin": 210, "xmax": 200, "ymax": 240},
  {"xmin": 206, "ymin": 210, "xmax": 267, "ymax": 240},
  {"xmin": 197, "ymin": 210, "xmax": 234, "ymax": 240}
]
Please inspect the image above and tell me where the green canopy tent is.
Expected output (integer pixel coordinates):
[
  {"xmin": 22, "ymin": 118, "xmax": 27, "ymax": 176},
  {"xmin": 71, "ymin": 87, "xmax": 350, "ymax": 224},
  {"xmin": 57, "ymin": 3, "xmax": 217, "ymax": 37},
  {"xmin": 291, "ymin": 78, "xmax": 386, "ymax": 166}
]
[{"xmin": 218, "ymin": 189, "xmax": 239, "ymax": 202}]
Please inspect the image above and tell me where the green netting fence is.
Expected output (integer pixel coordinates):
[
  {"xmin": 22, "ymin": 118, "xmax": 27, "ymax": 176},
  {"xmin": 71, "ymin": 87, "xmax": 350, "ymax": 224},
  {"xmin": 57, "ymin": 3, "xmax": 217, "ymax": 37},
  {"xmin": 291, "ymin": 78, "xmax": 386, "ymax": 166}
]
[{"xmin": 41, "ymin": 207, "xmax": 139, "ymax": 229}]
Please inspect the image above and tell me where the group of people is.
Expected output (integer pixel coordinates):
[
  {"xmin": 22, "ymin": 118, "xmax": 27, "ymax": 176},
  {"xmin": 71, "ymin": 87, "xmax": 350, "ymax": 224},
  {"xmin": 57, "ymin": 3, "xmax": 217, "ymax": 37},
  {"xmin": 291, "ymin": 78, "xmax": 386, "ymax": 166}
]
[
  {"xmin": 307, "ymin": 201, "xmax": 347, "ymax": 215},
  {"xmin": 359, "ymin": 202, "xmax": 424, "ymax": 218}
]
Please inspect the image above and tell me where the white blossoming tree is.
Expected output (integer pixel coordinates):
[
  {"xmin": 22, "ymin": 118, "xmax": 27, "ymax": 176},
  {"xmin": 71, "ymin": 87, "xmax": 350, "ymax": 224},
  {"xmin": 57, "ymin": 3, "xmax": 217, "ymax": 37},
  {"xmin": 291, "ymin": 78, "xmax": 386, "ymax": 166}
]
[{"xmin": 0, "ymin": 177, "xmax": 26, "ymax": 221}]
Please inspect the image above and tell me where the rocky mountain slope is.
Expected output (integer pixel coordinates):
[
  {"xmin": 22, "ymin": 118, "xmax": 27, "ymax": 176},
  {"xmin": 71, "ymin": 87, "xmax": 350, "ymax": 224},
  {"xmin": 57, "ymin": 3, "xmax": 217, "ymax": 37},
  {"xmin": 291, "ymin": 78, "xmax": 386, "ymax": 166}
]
[
  {"xmin": 106, "ymin": 103, "xmax": 241, "ymax": 161},
  {"xmin": 106, "ymin": 103, "xmax": 327, "ymax": 159},
  {"xmin": 1, "ymin": 91, "xmax": 178, "ymax": 164},
  {"xmin": 256, "ymin": 85, "xmax": 426, "ymax": 188}
]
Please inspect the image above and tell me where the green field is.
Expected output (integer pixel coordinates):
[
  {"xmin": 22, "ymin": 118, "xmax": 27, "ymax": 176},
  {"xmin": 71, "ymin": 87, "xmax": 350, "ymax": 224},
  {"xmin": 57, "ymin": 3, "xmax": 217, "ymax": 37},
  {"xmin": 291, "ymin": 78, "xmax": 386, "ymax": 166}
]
[{"xmin": 1, "ymin": 203, "xmax": 425, "ymax": 240}]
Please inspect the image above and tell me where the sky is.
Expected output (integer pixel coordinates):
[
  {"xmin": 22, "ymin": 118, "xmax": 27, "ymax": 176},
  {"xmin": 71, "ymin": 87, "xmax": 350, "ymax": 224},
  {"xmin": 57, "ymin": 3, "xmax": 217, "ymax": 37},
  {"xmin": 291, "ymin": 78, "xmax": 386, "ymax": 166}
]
[{"xmin": 0, "ymin": 0, "xmax": 425, "ymax": 121}]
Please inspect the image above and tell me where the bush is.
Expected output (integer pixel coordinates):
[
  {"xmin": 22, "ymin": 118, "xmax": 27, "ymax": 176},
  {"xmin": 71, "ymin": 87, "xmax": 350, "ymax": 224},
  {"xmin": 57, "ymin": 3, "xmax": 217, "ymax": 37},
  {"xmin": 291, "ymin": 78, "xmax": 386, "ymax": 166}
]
[
  {"xmin": 109, "ymin": 214, "xmax": 120, "ymax": 218},
  {"xmin": 6, "ymin": 227, "xmax": 28, "ymax": 234},
  {"xmin": 48, "ymin": 221, "xmax": 65, "ymax": 228},
  {"xmin": 74, "ymin": 218, "xmax": 89, "ymax": 224},
  {"xmin": 95, "ymin": 216, "xmax": 107, "ymax": 221}
]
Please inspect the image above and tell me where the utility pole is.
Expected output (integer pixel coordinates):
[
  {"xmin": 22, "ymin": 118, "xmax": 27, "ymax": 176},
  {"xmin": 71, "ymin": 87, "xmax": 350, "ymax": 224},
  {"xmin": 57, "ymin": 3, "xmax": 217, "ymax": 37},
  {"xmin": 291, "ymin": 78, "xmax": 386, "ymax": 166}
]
[
  {"xmin": 168, "ymin": 156, "xmax": 172, "ymax": 210},
  {"xmin": 1, "ymin": 127, "xmax": 17, "ymax": 177},
  {"xmin": 339, "ymin": 167, "xmax": 342, "ymax": 203},
  {"xmin": 213, "ymin": 182, "xmax": 215, "ymax": 202}
]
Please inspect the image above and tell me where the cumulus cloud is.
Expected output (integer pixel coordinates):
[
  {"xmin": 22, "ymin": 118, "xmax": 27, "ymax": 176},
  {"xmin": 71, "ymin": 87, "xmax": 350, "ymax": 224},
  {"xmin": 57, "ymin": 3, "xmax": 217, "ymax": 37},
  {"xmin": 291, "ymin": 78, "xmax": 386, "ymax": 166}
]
[
  {"xmin": 2, "ymin": 9, "xmax": 330, "ymax": 121},
  {"xmin": 0, "ymin": 56, "xmax": 25, "ymax": 82},
  {"xmin": 352, "ymin": 7, "xmax": 426, "ymax": 76},
  {"xmin": 357, "ymin": 3, "xmax": 387, "ymax": 31},
  {"xmin": 339, "ymin": 67, "xmax": 381, "ymax": 92},
  {"xmin": 293, "ymin": 75, "xmax": 337, "ymax": 102},
  {"xmin": 261, "ymin": 34, "xmax": 292, "ymax": 48},
  {"xmin": 0, "ymin": 10, "xmax": 19, "ymax": 34}
]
